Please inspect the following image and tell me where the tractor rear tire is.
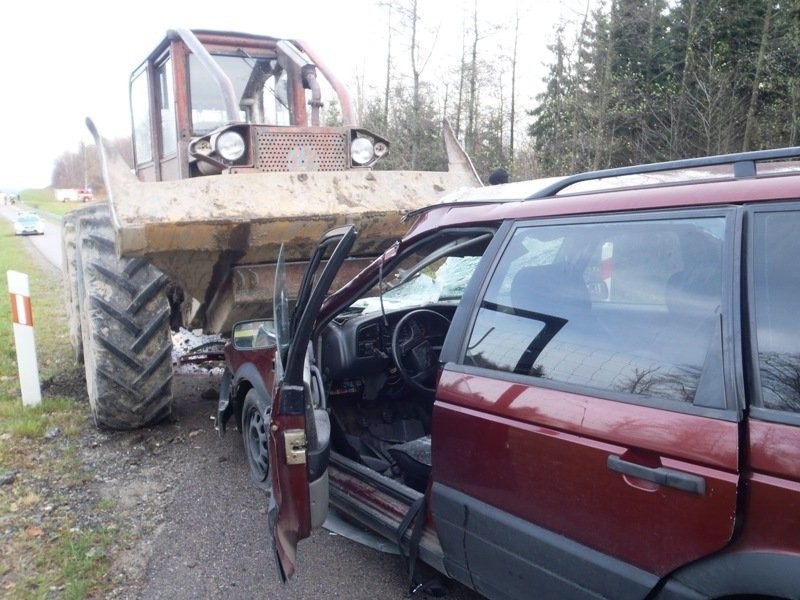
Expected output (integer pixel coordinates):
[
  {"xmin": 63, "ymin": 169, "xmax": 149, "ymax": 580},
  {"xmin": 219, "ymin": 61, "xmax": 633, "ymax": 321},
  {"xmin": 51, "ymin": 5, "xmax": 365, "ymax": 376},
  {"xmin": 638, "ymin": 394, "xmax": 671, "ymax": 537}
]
[{"xmin": 75, "ymin": 205, "xmax": 174, "ymax": 429}]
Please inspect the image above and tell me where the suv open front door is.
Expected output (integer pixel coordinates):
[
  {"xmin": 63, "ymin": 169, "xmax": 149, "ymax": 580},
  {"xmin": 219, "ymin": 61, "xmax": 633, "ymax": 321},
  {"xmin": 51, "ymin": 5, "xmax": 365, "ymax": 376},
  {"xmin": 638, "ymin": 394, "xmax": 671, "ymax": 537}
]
[{"xmin": 267, "ymin": 225, "xmax": 357, "ymax": 582}]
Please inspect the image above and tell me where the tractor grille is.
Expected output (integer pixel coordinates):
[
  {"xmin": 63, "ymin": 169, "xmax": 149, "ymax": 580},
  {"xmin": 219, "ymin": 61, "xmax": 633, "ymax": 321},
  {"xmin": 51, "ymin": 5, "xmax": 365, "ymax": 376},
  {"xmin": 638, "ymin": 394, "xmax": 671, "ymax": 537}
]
[{"xmin": 253, "ymin": 128, "xmax": 349, "ymax": 172}]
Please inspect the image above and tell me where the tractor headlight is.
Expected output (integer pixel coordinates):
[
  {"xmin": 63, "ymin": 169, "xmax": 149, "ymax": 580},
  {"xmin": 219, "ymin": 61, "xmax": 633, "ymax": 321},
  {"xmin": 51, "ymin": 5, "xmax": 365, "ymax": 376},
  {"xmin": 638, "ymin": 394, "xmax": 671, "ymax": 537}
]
[
  {"xmin": 216, "ymin": 130, "xmax": 246, "ymax": 162},
  {"xmin": 350, "ymin": 137, "xmax": 375, "ymax": 166}
]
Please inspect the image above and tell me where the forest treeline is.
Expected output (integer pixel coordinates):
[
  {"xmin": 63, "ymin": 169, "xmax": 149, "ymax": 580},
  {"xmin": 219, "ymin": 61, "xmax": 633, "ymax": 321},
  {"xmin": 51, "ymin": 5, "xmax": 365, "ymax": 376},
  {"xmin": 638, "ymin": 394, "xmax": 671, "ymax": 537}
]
[
  {"xmin": 530, "ymin": 0, "xmax": 800, "ymax": 175},
  {"xmin": 52, "ymin": 0, "xmax": 799, "ymax": 191}
]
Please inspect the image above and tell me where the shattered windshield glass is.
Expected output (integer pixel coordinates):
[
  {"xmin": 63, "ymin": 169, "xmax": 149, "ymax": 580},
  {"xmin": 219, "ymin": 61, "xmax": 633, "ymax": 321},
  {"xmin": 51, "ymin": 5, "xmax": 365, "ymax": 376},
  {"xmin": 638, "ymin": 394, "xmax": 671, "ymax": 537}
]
[{"xmin": 346, "ymin": 233, "xmax": 491, "ymax": 316}]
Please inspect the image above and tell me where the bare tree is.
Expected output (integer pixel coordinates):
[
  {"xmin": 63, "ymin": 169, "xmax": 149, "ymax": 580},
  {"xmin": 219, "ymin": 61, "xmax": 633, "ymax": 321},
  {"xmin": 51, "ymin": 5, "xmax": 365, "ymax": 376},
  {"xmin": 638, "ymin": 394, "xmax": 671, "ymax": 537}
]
[
  {"xmin": 390, "ymin": 0, "xmax": 441, "ymax": 169},
  {"xmin": 454, "ymin": 10, "xmax": 467, "ymax": 139},
  {"xmin": 670, "ymin": 0, "xmax": 697, "ymax": 158},
  {"xmin": 382, "ymin": 0, "xmax": 394, "ymax": 128},
  {"xmin": 465, "ymin": 0, "xmax": 480, "ymax": 157},
  {"xmin": 509, "ymin": 6, "xmax": 520, "ymax": 172},
  {"xmin": 742, "ymin": 2, "xmax": 773, "ymax": 151},
  {"xmin": 51, "ymin": 137, "xmax": 132, "ymax": 195}
]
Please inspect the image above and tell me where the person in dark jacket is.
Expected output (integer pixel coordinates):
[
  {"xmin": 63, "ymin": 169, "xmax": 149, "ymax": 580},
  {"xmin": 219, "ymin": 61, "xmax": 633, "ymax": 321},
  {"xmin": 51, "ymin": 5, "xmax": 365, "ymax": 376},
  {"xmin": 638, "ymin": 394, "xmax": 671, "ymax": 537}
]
[{"xmin": 489, "ymin": 168, "xmax": 509, "ymax": 185}]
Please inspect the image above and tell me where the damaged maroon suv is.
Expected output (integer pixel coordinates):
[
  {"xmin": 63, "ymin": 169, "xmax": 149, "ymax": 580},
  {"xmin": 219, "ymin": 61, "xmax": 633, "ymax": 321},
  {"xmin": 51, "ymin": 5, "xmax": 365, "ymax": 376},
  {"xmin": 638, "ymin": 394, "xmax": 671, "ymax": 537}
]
[{"xmin": 219, "ymin": 147, "xmax": 800, "ymax": 599}]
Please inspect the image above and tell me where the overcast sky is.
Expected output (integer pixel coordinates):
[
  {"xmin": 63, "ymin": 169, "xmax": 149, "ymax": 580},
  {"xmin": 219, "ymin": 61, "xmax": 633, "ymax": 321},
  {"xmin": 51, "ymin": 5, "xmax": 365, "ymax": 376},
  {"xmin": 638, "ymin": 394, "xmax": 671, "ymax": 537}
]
[{"xmin": 0, "ymin": 0, "xmax": 587, "ymax": 191}]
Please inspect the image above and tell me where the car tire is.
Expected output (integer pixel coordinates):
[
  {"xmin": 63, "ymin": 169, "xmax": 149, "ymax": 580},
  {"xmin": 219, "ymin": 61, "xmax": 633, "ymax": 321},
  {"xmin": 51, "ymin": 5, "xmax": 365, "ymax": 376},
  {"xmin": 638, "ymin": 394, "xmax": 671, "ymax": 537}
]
[{"xmin": 241, "ymin": 388, "xmax": 271, "ymax": 491}]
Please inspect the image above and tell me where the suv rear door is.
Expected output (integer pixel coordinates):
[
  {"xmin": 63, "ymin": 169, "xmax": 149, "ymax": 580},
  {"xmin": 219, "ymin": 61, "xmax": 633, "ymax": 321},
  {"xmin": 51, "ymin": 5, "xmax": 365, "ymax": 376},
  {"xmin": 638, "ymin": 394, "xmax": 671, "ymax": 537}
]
[
  {"xmin": 434, "ymin": 209, "xmax": 741, "ymax": 599},
  {"xmin": 268, "ymin": 225, "xmax": 356, "ymax": 581},
  {"xmin": 732, "ymin": 204, "xmax": 800, "ymax": 592}
]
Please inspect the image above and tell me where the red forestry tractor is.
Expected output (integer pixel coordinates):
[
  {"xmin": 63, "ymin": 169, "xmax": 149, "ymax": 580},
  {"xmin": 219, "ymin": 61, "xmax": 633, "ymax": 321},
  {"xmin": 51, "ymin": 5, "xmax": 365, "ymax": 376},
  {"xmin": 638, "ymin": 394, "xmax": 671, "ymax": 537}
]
[{"xmin": 62, "ymin": 28, "xmax": 479, "ymax": 429}]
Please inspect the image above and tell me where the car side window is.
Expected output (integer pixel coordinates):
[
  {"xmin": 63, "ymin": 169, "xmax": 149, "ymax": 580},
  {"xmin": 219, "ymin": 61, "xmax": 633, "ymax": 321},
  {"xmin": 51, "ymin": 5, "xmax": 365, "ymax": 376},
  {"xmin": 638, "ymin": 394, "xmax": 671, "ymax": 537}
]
[
  {"xmin": 752, "ymin": 209, "xmax": 800, "ymax": 412},
  {"xmin": 464, "ymin": 216, "xmax": 726, "ymax": 404}
]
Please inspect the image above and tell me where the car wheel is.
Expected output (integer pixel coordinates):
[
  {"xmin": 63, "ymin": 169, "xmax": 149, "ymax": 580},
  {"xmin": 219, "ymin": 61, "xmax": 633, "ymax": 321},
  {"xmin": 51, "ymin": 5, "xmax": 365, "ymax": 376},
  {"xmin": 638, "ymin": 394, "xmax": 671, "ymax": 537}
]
[{"xmin": 241, "ymin": 388, "xmax": 271, "ymax": 491}]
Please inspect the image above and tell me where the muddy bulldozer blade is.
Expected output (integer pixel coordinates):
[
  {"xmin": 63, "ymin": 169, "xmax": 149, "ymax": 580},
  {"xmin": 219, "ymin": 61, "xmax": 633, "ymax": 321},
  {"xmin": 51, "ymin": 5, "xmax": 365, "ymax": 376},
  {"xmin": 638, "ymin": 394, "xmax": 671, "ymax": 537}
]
[{"xmin": 88, "ymin": 118, "xmax": 481, "ymax": 333}]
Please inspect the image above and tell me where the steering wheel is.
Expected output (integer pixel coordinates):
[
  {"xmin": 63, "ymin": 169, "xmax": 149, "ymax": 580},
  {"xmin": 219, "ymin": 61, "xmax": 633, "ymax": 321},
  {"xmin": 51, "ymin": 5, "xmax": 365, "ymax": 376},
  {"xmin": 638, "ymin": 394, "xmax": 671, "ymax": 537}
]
[{"xmin": 391, "ymin": 309, "xmax": 451, "ymax": 395}]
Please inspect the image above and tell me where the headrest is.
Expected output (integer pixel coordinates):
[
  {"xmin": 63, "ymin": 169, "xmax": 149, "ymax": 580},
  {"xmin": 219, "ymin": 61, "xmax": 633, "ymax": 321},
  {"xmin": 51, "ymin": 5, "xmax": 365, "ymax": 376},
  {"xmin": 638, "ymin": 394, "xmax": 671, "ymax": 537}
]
[{"xmin": 510, "ymin": 264, "xmax": 590, "ymax": 316}]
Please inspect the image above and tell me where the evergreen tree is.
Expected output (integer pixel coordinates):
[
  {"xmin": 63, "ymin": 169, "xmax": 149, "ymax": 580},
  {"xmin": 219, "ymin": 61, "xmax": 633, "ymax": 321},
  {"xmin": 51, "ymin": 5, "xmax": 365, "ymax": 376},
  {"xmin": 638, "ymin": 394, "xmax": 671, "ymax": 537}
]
[{"xmin": 529, "ymin": 0, "xmax": 800, "ymax": 173}]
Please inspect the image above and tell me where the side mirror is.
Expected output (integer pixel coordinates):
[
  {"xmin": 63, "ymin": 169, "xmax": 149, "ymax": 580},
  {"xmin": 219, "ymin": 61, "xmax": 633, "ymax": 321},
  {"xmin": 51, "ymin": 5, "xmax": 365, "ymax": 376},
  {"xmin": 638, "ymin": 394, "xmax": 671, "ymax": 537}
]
[{"xmin": 232, "ymin": 319, "xmax": 277, "ymax": 350}]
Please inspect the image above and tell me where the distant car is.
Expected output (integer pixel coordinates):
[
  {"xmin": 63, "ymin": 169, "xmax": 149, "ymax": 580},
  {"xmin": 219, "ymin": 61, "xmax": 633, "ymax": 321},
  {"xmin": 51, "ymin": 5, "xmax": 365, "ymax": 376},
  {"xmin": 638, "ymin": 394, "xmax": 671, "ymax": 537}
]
[
  {"xmin": 76, "ymin": 188, "xmax": 94, "ymax": 202},
  {"xmin": 13, "ymin": 213, "xmax": 44, "ymax": 235}
]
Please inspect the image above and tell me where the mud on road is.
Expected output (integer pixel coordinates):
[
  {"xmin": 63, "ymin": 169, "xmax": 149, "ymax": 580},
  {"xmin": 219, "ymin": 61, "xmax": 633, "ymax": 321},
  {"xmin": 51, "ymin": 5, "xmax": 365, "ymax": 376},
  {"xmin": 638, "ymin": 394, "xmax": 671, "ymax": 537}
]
[{"xmin": 77, "ymin": 369, "xmax": 482, "ymax": 600}]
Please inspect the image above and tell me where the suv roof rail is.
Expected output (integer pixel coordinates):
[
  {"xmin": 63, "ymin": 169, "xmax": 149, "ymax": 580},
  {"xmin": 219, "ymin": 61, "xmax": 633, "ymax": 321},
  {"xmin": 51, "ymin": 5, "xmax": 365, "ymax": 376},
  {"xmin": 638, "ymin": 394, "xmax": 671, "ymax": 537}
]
[{"xmin": 527, "ymin": 146, "xmax": 800, "ymax": 199}]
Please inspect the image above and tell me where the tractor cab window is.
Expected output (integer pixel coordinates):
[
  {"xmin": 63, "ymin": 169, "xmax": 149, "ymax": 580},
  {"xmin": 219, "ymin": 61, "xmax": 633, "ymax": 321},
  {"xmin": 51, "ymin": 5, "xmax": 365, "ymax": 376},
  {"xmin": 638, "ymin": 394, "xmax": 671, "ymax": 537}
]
[
  {"xmin": 157, "ymin": 58, "xmax": 177, "ymax": 156},
  {"xmin": 130, "ymin": 66, "xmax": 153, "ymax": 164},
  {"xmin": 263, "ymin": 68, "xmax": 291, "ymax": 125},
  {"xmin": 189, "ymin": 53, "xmax": 291, "ymax": 133},
  {"xmin": 189, "ymin": 54, "xmax": 247, "ymax": 132}
]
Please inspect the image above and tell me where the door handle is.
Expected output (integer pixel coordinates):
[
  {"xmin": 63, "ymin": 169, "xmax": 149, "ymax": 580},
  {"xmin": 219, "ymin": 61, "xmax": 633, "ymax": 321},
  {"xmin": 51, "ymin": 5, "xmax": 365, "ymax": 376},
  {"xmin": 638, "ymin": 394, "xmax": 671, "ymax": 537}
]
[{"xmin": 607, "ymin": 455, "xmax": 706, "ymax": 495}]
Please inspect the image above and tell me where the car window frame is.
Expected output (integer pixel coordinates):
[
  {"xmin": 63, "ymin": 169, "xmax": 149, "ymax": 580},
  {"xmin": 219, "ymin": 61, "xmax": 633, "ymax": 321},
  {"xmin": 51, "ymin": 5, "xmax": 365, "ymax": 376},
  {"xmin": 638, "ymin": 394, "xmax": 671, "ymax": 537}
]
[
  {"xmin": 320, "ymin": 226, "xmax": 498, "ymax": 331},
  {"xmin": 443, "ymin": 206, "xmax": 740, "ymax": 421},
  {"xmin": 745, "ymin": 201, "xmax": 800, "ymax": 427}
]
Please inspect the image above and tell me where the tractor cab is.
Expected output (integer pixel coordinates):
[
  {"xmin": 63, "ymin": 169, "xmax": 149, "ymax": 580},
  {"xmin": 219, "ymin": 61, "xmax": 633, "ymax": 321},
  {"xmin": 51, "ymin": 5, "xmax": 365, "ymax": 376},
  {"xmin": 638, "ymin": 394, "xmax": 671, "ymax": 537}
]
[{"xmin": 128, "ymin": 29, "xmax": 388, "ymax": 182}]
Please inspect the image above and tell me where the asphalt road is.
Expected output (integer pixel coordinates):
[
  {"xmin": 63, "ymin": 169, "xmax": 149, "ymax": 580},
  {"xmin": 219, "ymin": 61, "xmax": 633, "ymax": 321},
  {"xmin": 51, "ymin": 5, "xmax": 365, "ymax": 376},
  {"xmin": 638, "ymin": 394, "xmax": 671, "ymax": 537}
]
[
  {"xmin": 0, "ymin": 202, "xmax": 63, "ymax": 268},
  {"xmin": 2, "ymin": 201, "xmax": 485, "ymax": 600}
]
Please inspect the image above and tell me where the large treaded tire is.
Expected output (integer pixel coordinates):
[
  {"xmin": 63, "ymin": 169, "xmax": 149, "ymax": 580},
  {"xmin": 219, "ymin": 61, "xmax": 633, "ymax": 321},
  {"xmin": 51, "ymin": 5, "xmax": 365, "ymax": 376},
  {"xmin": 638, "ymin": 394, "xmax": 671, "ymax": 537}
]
[{"xmin": 76, "ymin": 205, "xmax": 174, "ymax": 429}]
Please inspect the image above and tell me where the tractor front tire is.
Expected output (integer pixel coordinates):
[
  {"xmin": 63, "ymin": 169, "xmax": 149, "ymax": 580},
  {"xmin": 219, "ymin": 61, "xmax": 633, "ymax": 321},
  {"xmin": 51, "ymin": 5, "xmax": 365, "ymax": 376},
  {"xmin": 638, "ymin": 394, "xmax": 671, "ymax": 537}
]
[{"xmin": 75, "ymin": 206, "xmax": 174, "ymax": 429}]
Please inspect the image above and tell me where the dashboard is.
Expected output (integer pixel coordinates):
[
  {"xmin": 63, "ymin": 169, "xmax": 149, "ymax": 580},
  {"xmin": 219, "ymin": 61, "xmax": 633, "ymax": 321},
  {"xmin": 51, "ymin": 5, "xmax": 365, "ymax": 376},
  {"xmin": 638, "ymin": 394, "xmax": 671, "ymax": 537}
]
[{"xmin": 319, "ymin": 305, "xmax": 457, "ymax": 382}]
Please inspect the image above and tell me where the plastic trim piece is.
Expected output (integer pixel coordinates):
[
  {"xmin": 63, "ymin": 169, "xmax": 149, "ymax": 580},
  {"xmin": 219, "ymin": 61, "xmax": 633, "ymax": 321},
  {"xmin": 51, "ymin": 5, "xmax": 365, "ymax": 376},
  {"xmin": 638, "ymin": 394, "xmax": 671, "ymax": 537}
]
[
  {"xmin": 431, "ymin": 483, "xmax": 657, "ymax": 600},
  {"xmin": 657, "ymin": 551, "xmax": 800, "ymax": 600}
]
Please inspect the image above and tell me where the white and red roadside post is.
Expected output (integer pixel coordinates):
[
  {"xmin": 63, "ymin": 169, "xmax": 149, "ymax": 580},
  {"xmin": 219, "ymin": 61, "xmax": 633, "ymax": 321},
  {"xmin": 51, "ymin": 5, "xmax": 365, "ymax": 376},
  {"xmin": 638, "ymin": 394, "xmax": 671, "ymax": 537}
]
[{"xmin": 7, "ymin": 270, "xmax": 41, "ymax": 407}]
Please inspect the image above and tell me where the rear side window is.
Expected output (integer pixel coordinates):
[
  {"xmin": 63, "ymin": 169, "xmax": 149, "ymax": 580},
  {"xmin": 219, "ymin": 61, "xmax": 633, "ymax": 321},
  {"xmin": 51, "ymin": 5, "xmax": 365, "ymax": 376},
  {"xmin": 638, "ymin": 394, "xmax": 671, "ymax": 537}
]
[
  {"xmin": 464, "ymin": 216, "xmax": 726, "ymax": 405},
  {"xmin": 752, "ymin": 209, "xmax": 800, "ymax": 412}
]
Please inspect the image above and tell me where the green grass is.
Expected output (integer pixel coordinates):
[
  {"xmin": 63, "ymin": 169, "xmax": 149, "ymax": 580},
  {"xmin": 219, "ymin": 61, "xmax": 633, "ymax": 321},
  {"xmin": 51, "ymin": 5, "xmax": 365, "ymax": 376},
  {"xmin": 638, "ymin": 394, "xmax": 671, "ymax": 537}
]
[
  {"xmin": 18, "ymin": 189, "xmax": 99, "ymax": 218},
  {"xmin": 0, "ymin": 221, "xmax": 75, "ymax": 401},
  {"xmin": 0, "ymin": 218, "xmax": 115, "ymax": 598},
  {"xmin": 2, "ymin": 525, "xmax": 115, "ymax": 600},
  {"xmin": 58, "ymin": 528, "xmax": 114, "ymax": 600}
]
